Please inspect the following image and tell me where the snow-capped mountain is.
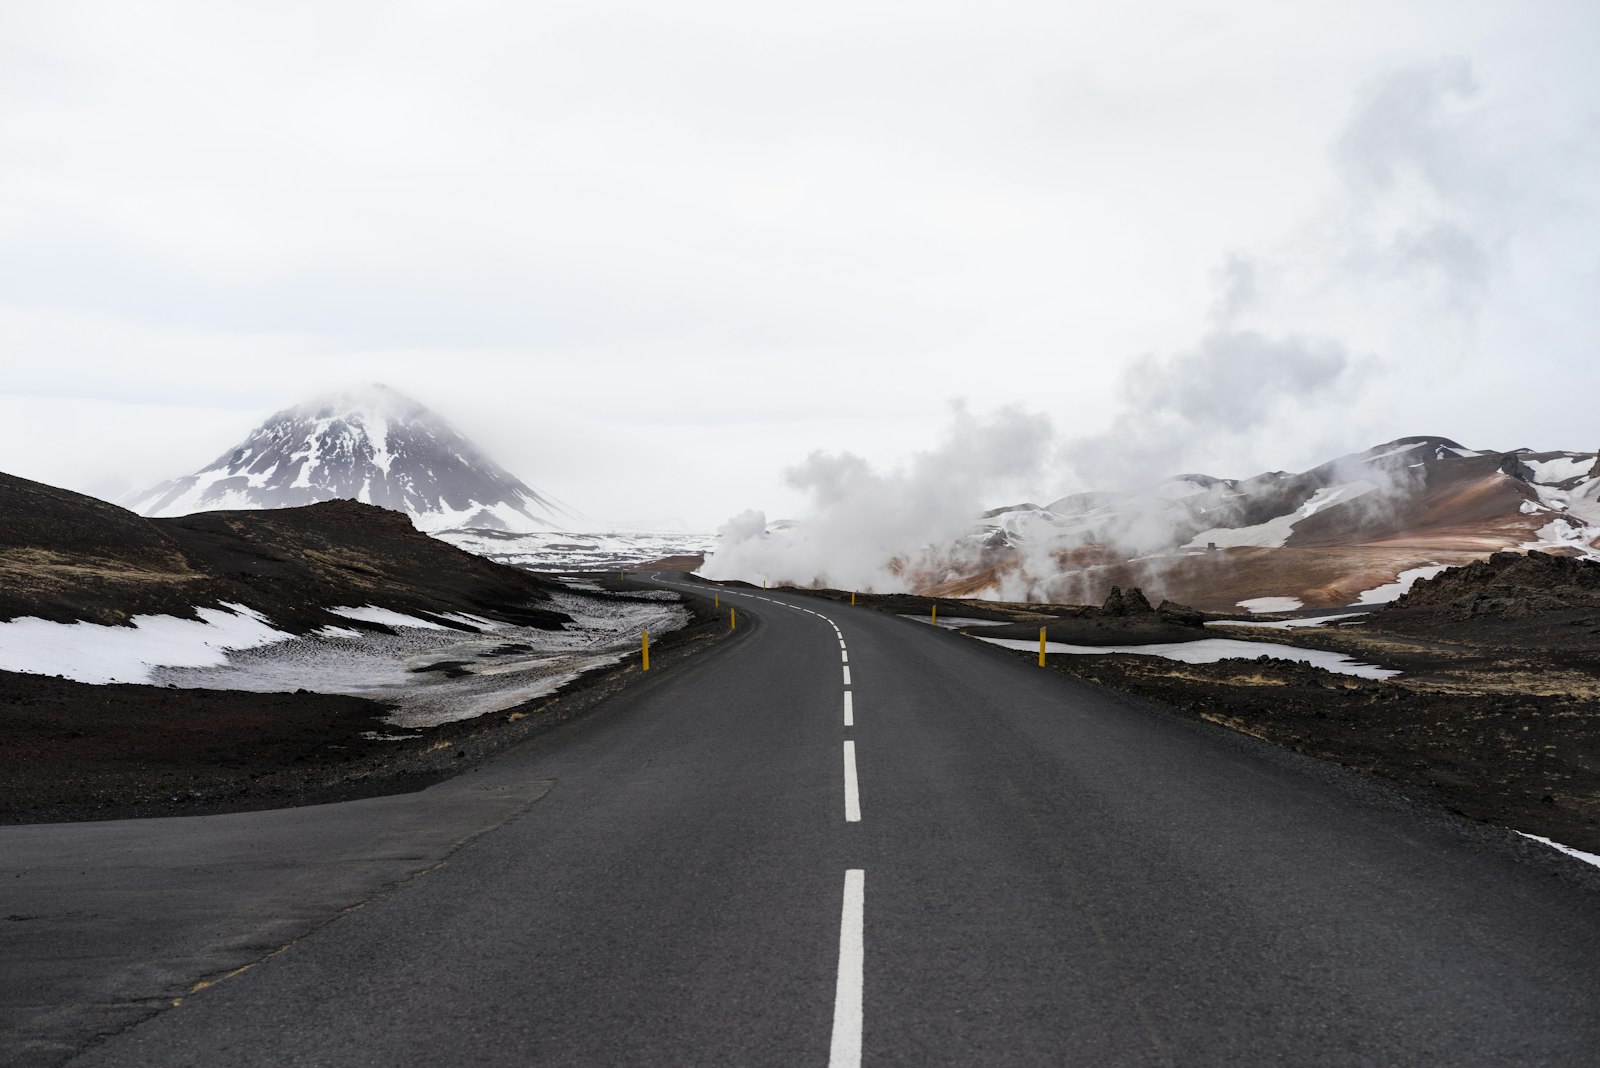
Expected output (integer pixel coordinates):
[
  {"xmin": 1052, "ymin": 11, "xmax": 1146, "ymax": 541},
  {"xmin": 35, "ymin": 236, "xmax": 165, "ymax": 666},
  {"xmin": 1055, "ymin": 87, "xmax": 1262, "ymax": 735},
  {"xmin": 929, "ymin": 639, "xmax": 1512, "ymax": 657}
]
[
  {"xmin": 126, "ymin": 385, "xmax": 567, "ymax": 532},
  {"xmin": 972, "ymin": 437, "xmax": 1600, "ymax": 561},
  {"xmin": 945, "ymin": 436, "xmax": 1600, "ymax": 608}
]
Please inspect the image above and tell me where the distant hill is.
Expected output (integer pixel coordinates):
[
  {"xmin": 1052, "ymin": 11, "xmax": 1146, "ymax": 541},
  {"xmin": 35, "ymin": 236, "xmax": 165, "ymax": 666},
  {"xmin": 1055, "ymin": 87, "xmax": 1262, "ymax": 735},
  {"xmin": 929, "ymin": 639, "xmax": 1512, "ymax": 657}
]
[
  {"xmin": 1, "ymin": 470, "xmax": 567, "ymax": 632},
  {"xmin": 124, "ymin": 384, "xmax": 567, "ymax": 532},
  {"xmin": 942, "ymin": 437, "xmax": 1600, "ymax": 610}
]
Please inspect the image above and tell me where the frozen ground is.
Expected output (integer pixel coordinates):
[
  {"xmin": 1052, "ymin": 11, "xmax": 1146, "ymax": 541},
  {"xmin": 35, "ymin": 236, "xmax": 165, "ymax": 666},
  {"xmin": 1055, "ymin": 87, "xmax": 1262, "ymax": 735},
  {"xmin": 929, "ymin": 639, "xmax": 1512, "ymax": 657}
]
[
  {"xmin": 977, "ymin": 635, "xmax": 1399, "ymax": 679},
  {"xmin": 435, "ymin": 527, "xmax": 716, "ymax": 571},
  {"xmin": 1208, "ymin": 613, "xmax": 1367, "ymax": 630},
  {"xmin": 1353, "ymin": 564, "xmax": 1450, "ymax": 605},
  {"xmin": 1517, "ymin": 832, "xmax": 1600, "ymax": 871},
  {"xmin": 1237, "ymin": 597, "xmax": 1304, "ymax": 614},
  {"xmin": 156, "ymin": 588, "xmax": 687, "ymax": 728},
  {"xmin": 0, "ymin": 604, "xmax": 291, "ymax": 684},
  {"xmin": 0, "ymin": 586, "xmax": 686, "ymax": 728}
]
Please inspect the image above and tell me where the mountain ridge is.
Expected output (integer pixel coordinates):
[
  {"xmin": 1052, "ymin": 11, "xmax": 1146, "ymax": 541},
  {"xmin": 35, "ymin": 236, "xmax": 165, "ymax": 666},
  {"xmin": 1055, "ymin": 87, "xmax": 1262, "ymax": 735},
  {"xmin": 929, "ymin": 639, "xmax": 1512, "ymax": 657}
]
[{"xmin": 952, "ymin": 435, "xmax": 1600, "ymax": 608}]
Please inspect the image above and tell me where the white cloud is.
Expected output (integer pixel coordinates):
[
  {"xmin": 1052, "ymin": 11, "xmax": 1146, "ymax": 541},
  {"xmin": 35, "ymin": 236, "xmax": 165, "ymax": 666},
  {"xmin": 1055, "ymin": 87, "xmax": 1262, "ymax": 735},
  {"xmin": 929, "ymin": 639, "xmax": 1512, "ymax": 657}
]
[{"xmin": 1, "ymin": 2, "xmax": 1597, "ymax": 527}]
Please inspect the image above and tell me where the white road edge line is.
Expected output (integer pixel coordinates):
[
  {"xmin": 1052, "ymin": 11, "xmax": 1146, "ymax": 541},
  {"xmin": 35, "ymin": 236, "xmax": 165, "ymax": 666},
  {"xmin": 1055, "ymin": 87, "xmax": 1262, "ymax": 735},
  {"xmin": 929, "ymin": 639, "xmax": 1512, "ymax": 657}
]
[
  {"xmin": 843, "ymin": 690, "xmax": 853, "ymax": 727},
  {"xmin": 829, "ymin": 869, "xmax": 866, "ymax": 1068},
  {"xmin": 843, "ymin": 740, "xmax": 861, "ymax": 822}
]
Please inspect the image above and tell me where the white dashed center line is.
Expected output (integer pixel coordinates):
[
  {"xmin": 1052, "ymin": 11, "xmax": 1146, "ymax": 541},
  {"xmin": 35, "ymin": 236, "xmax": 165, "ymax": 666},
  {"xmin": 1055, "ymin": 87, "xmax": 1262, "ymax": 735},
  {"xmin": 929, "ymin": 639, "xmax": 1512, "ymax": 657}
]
[
  {"xmin": 843, "ymin": 691, "xmax": 853, "ymax": 727},
  {"xmin": 828, "ymin": 869, "xmax": 866, "ymax": 1068},
  {"xmin": 842, "ymin": 740, "xmax": 861, "ymax": 822},
  {"xmin": 842, "ymin": 665, "xmax": 852, "ymax": 686}
]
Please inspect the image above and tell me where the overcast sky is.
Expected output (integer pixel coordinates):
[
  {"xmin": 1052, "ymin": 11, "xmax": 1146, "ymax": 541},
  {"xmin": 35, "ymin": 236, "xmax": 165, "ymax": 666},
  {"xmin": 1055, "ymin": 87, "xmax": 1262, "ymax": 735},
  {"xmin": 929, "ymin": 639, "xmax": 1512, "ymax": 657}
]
[{"xmin": 2, "ymin": 1, "xmax": 1597, "ymax": 530}]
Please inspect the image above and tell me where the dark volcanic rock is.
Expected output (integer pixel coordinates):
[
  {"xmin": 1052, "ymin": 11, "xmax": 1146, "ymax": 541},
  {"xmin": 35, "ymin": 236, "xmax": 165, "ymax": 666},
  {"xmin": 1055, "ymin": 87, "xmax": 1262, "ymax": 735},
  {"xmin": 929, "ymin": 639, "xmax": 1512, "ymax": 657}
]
[
  {"xmin": 1498, "ymin": 452, "xmax": 1536, "ymax": 481},
  {"xmin": 0, "ymin": 471, "xmax": 568, "ymax": 632},
  {"xmin": 1156, "ymin": 600, "xmax": 1205, "ymax": 627},
  {"xmin": 977, "ymin": 586, "xmax": 1205, "ymax": 647},
  {"xmin": 1374, "ymin": 550, "xmax": 1600, "ymax": 631},
  {"xmin": 1098, "ymin": 585, "xmax": 1155, "ymax": 617}
]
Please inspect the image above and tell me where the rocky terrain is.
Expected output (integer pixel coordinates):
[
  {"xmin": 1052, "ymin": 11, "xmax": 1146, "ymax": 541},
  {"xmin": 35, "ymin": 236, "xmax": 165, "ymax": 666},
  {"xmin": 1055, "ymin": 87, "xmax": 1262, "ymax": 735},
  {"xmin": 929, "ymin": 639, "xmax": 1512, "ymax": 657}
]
[
  {"xmin": 0, "ymin": 581, "xmax": 729, "ymax": 825},
  {"xmin": 975, "ymin": 586, "xmax": 1209, "ymax": 645},
  {"xmin": 0, "ymin": 471, "xmax": 712, "ymax": 822},
  {"xmin": 1374, "ymin": 549, "xmax": 1600, "ymax": 631}
]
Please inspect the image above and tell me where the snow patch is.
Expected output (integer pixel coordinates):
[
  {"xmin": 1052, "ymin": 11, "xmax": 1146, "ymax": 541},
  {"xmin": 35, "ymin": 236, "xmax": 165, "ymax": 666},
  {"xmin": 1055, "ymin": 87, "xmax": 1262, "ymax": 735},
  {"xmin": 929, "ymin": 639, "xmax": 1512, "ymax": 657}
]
[
  {"xmin": 1209, "ymin": 613, "xmax": 1365, "ymax": 630},
  {"xmin": 328, "ymin": 605, "xmax": 452, "ymax": 630},
  {"xmin": 1363, "ymin": 442, "xmax": 1426, "ymax": 463},
  {"xmin": 436, "ymin": 528, "xmax": 716, "ymax": 571},
  {"xmin": 153, "ymin": 589, "xmax": 689, "ymax": 728},
  {"xmin": 1183, "ymin": 482, "xmax": 1375, "ymax": 550},
  {"xmin": 1525, "ymin": 457, "xmax": 1592, "ymax": 485},
  {"xmin": 977, "ymin": 636, "xmax": 1398, "ymax": 679},
  {"xmin": 1519, "ymin": 512, "xmax": 1600, "ymax": 560},
  {"xmin": 1237, "ymin": 597, "xmax": 1304, "ymax": 614},
  {"xmin": 1352, "ymin": 564, "xmax": 1450, "ymax": 605},
  {"xmin": 1517, "ymin": 832, "xmax": 1600, "ymax": 870},
  {"xmin": 0, "ymin": 604, "xmax": 292, "ymax": 684}
]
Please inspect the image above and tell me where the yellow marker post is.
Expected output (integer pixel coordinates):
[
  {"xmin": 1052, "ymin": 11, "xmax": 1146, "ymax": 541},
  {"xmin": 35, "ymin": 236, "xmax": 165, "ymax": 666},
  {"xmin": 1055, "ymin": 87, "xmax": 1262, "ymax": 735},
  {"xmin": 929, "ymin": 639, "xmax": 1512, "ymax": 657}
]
[
  {"xmin": 1039, "ymin": 627, "xmax": 1047, "ymax": 667},
  {"xmin": 642, "ymin": 631, "xmax": 650, "ymax": 672},
  {"xmin": 763, "ymin": 579, "xmax": 767, "ymax": 589},
  {"xmin": 731, "ymin": 608, "xmax": 737, "ymax": 630},
  {"xmin": 851, "ymin": 592, "xmax": 856, "ymax": 606},
  {"xmin": 931, "ymin": 604, "xmax": 937, "ymax": 625},
  {"xmin": 714, "ymin": 593, "xmax": 719, "ymax": 608}
]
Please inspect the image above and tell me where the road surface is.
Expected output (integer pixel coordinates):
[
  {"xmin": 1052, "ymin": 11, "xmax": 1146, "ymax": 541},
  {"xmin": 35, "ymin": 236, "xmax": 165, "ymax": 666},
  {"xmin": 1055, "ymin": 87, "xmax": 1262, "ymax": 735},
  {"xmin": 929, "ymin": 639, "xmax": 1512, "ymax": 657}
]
[{"xmin": 5, "ymin": 576, "xmax": 1600, "ymax": 1066}]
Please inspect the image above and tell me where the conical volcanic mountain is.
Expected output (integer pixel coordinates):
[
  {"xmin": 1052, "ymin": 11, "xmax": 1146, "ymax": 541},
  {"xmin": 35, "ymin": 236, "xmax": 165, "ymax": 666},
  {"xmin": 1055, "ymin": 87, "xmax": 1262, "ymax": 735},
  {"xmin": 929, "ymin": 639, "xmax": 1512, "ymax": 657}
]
[{"xmin": 126, "ymin": 385, "xmax": 565, "ymax": 532}]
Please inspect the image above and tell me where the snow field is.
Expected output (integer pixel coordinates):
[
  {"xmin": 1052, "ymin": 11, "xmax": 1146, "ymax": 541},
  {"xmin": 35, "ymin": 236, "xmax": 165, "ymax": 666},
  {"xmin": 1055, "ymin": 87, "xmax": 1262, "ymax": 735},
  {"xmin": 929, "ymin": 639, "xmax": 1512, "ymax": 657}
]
[
  {"xmin": 0, "ymin": 604, "xmax": 291, "ymax": 684},
  {"xmin": 1237, "ymin": 597, "xmax": 1304, "ymax": 614},
  {"xmin": 1182, "ymin": 482, "xmax": 1376, "ymax": 551},
  {"xmin": 1352, "ymin": 564, "xmax": 1451, "ymax": 605},
  {"xmin": 978, "ymin": 635, "xmax": 1398, "ymax": 679},
  {"xmin": 0, "ymin": 590, "xmax": 687, "ymax": 728},
  {"xmin": 436, "ymin": 528, "xmax": 717, "ymax": 571},
  {"xmin": 1208, "ymin": 613, "xmax": 1366, "ymax": 630}
]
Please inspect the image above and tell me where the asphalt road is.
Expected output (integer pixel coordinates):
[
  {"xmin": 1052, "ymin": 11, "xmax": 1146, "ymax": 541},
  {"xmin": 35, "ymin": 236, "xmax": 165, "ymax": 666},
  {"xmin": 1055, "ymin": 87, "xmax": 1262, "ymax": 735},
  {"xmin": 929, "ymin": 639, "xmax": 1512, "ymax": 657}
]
[{"xmin": 7, "ymin": 577, "xmax": 1600, "ymax": 1066}]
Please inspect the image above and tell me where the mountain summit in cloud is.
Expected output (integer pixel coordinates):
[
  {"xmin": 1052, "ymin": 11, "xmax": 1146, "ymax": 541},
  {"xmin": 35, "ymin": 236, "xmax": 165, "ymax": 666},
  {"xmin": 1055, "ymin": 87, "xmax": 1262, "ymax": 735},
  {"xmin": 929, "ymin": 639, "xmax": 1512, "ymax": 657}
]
[{"xmin": 125, "ymin": 384, "xmax": 565, "ymax": 532}]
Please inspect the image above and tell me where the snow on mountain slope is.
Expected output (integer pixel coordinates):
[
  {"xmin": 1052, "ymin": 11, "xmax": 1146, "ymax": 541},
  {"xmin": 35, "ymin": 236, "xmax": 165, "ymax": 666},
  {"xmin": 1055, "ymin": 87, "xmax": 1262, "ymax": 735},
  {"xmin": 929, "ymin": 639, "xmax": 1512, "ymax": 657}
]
[
  {"xmin": 1181, "ymin": 481, "xmax": 1379, "ymax": 550},
  {"xmin": 985, "ymin": 438, "xmax": 1599, "ymax": 563},
  {"xmin": 125, "ymin": 385, "xmax": 566, "ymax": 532}
]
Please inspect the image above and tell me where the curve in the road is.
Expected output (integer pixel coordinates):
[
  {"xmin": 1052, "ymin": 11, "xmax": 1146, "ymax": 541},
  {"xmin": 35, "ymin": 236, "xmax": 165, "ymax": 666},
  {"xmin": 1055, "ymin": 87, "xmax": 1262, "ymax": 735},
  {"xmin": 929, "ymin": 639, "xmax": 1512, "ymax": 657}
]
[{"xmin": 9, "ymin": 573, "xmax": 1600, "ymax": 1067}]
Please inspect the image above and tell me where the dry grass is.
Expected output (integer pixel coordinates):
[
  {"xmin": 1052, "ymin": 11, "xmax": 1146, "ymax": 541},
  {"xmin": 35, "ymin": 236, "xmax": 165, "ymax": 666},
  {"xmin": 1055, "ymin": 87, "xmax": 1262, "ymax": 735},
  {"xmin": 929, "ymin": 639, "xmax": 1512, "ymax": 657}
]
[
  {"xmin": 0, "ymin": 547, "xmax": 195, "ymax": 584},
  {"xmin": 1148, "ymin": 667, "xmax": 1289, "ymax": 687}
]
